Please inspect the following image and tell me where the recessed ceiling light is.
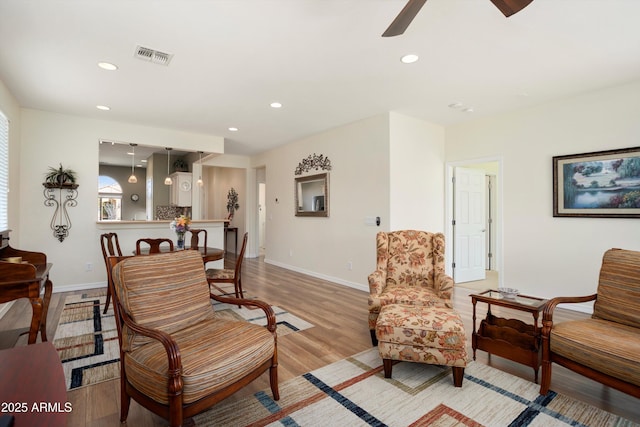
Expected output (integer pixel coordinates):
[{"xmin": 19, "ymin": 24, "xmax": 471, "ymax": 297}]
[
  {"xmin": 400, "ymin": 54, "xmax": 419, "ymax": 64},
  {"xmin": 270, "ymin": 102, "xmax": 282, "ymax": 108},
  {"xmin": 96, "ymin": 105, "xmax": 110, "ymax": 111},
  {"xmin": 98, "ymin": 62, "xmax": 118, "ymax": 71},
  {"xmin": 228, "ymin": 127, "xmax": 239, "ymax": 132}
]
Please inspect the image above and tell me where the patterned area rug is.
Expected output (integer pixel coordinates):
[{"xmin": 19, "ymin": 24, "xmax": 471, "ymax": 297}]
[
  {"xmin": 194, "ymin": 348, "xmax": 638, "ymax": 427},
  {"xmin": 53, "ymin": 290, "xmax": 313, "ymax": 391}
]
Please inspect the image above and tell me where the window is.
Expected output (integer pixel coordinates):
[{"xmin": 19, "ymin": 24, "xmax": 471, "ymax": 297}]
[
  {"xmin": 98, "ymin": 175, "xmax": 122, "ymax": 220},
  {"xmin": 0, "ymin": 111, "xmax": 8, "ymax": 230}
]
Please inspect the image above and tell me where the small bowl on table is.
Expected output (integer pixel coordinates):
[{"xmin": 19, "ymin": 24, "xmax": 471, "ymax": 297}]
[{"xmin": 498, "ymin": 287, "xmax": 519, "ymax": 299}]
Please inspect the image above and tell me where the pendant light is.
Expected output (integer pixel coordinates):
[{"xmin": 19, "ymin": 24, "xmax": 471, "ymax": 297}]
[
  {"xmin": 164, "ymin": 147, "xmax": 173, "ymax": 185},
  {"xmin": 196, "ymin": 151, "xmax": 204, "ymax": 187},
  {"xmin": 127, "ymin": 143, "xmax": 138, "ymax": 183}
]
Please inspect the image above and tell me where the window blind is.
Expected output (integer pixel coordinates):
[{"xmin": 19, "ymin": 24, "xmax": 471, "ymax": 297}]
[{"xmin": 0, "ymin": 111, "xmax": 8, "ymax": 230}]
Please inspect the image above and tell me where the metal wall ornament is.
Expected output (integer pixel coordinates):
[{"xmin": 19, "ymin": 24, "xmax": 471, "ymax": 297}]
[
  {"xmin": 43, "ymin": 182, "xmax": 79, "ymax": 242},
  {"xmin": 294, "ymin": 153, "xmax": 332, "ymax": 175}
]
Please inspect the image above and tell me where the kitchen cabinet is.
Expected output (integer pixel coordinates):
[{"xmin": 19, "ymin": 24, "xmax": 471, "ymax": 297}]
[{"xmin": 170, "ymin": 172, "xmax": 192, "ymax": 206}]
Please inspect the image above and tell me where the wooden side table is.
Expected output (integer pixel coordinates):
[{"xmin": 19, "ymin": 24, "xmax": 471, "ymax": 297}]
[
  {"xmin": 471, "ymin": 289, "xmax": 548, "ymax": 383},
  {"xmin": 224, "ymin": 226, "xmax": 238, "ymax": 256}
]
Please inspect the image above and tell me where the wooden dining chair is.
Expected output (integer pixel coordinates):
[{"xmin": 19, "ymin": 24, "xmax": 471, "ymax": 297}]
[
  {"xmin": 206, "ymin": 232, "xmax": 248, "ymax": 300},
  {"xmin": 135, "ymin": 238, "xmax": 174, "ymax": 255},
  {"xmin": 189, "ymin": 229, "xmax": 207, "ymax": 250},
  {"xmin": 100, "ymin": 233, "xmax": 122, "ymax": 314}
]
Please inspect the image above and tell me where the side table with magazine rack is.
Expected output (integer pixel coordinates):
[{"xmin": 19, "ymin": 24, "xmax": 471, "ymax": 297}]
[{"xmin": 470, "ymin": 289, "xmax": 548, "ymax": 383}]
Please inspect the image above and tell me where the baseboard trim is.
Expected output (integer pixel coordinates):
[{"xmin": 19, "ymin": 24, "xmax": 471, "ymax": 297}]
[
  {"xmin": 264, "ymin": 258, "xmax": 368, "ymax": 293},
  {"xmin": 53, "ymin": 281, "xmax": 107, "ymax": 293}
]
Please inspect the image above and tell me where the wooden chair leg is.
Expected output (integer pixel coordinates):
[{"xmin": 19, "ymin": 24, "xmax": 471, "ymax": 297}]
[
  {"xmin": 539, "ymin": 360, "xmax": 552, "ymax": 395},
  {"xmin": 270, "ymin": 359, "xmax": 280, "ymax": 401},
  {"xmin": 383, "ymin": 359, "xmax": 393, "ymax": 378},
  {"xmin": 104, "ymin": 290, "xmax": 111, "ymax": 314},
  {"xmin": 237, "ymin": 276, "xmax": 244, "ymax": 299},
  {"xmin": 370, "ymin": 330, "xmax": 378, "ymax": 346},
  {"xmin": 120, "ymin": 389, "xmax": 131, "ymax": 423},
  {"xmin": 452, "ymin": 367, "xmax": 464, "ymax": 387},
  {"xmin": 233, "ymin": 279, "xmax": 241, "ymax": 308}
]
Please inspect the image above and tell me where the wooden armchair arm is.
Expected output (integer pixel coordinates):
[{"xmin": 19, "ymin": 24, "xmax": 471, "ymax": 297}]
[
  {"xmin": 541, "ymin": 294, "xmax": 597, "ymax": 340},
  {"xmin": 210, "ymin": 293, "xmax": 277, "ymax": 333},
  {"xmin": 542, "ymin": 294, "xmax": 597, "ymax": 323},
  {"xmin": 119, "ymin": 310, "xmax": 183, "ymax": 392},
  {"xmin": 540, "ymin": 293, "xmax": 597, "ymax": 387}
]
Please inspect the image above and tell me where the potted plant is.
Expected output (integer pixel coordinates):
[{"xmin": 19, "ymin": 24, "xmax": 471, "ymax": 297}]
[
  {"xmin": 44, "ymin": 163, "xmax": 77, "ymax": 186},
  {"xmin": 173, "ymin": 158, "xmax": 188, "ymax": 172},
  {"xmin": 226, "ymin": 188, "xmax": 240, "ymax": 221}
]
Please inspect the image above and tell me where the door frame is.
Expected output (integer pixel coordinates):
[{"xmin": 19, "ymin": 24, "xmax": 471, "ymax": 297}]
[{"xmin": 445, "ymin": 156, "xmax": 503, "ymax": 286}]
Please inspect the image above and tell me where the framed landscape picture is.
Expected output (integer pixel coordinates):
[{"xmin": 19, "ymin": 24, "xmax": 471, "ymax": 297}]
[{"xmin": 553, "ymin": 147, "xmax": 640, "ymax": 218}]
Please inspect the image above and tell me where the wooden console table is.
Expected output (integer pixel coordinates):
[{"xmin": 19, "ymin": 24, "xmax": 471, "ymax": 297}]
[
  {"xmin": 0, "ymin": 342, "xmax": 68, "ymax": 426},
  {"xmin": 471, "ymin": 289, "xmax": 548, "ymax": 383},
  {"xmin": 0, "ymin": 230, "xmax": 53, "ymax": 345},
  {"xmin": 224, "ymin": 226, "xmax": 238, "ymax": 256}
]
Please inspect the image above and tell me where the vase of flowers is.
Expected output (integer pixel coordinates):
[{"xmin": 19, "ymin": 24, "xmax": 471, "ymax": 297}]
[{"xmin": 170, "ymin": 215, "xmax": 191, "ymax": 249}]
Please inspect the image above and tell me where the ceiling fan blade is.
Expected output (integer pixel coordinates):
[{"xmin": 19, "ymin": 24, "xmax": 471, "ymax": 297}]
[
  {"xmin": 382, "ymin": 0, "xmax": 428, "ymax": 37},
  {"xmin": 489, "ymin": 0, "xmax": 534, "ymax": 17}
]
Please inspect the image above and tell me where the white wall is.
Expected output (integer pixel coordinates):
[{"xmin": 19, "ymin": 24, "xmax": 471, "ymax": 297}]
[
  {"xmin": 17, "ymin": 109, "xmax": 224, "ymax": 291},
  {"xmin": 10, "ymin": 78, "xmax": 639, "ymax": 302},
  {"xmin": 445, "ymin": 80, "xmax": 640, "ymax": 302},
  {"xmin": 252, "ymin": 114, "xmax": 392, "ymax": 290},
  {"xmin": 389, "ymin": 112, "xmax": 446, "ymax": 231}
]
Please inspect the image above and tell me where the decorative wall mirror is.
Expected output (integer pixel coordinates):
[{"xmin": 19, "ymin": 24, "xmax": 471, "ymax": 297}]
[{"xmin": 295, "ymin": 173, "xmax": 329, "ymax": 217}]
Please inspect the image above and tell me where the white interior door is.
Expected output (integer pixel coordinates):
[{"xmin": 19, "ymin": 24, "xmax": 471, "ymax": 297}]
[
  {"xmin": 258, "ymin": 183, "xmax": 266, "ymax": 251},
  {"xmin": 454, "ymin": 167, "xmax": 486, "ymax": 283}
]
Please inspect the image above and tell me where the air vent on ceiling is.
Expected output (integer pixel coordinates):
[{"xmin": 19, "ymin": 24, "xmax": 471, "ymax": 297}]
[{"xmin": 134, "ymin": 45, "xmax": 173, "ymax": 66}]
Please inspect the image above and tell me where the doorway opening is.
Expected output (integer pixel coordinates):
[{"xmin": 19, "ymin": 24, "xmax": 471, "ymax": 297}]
[
  {"xmin": 256, "ymin": 168, "xmax": 266, "ymax": 258},
  {"xmin": 445, "ymin": 158, "xmax": 502, "ymax": 290}
]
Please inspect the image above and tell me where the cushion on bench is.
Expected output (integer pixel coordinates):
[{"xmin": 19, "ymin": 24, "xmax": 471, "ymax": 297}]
[
  {"xmin": 125, "ymin": 316, "xmax": 275, "ymax": 404},
  {"xmin": 376, "ymin": 304, "xmax": 467, "ymax": 367},
  {"xmin": 550, "ymin": 318, "xmax": 640, "ymax": 387}
]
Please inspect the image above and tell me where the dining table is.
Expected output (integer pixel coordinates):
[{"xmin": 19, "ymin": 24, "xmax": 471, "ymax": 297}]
[{"xmin": 134, "ymin": 246, "xmax": 225, "ymax": 263}]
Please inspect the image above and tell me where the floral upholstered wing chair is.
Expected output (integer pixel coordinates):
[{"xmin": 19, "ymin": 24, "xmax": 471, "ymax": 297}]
[{"xmin": 368, "ymin": 230, "xmax": 454, "ymax": 345}]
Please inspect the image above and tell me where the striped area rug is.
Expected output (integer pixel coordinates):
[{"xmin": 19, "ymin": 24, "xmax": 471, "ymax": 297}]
[
  {"xmin": 53, "ymin": 290, "xmax": 313, "ymax": 390},
  {"xmin": 193, "ymin": 348, "xmax": 638, "ymax": 427}
]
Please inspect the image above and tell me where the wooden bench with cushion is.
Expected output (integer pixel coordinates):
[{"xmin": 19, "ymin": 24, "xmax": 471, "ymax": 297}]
[{"xmin": 540, "ymin": 248, "xmax": 640, "ymax": 399}]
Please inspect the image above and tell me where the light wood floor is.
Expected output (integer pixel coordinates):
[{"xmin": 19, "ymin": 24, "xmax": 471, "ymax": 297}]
[{"xmin": 1, "ymin": 256, "xmax": 638, "ymax": 426}]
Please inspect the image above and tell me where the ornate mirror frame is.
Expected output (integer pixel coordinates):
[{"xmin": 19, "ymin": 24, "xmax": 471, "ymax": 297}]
[{"xmin": 295, "ymin": 173, "xmax": 329, "ymax": 217}]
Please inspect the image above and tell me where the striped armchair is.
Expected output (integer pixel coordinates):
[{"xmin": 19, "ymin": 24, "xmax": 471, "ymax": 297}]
[
  {"xmin": 368, "ymin": 230, "xmax": 454, "ymax": 345},
  {"xmin": 111, "ymin": 250, "xmax": 279, "ymax": 427},
  {"xmin": 540, "ymin": 248, "xmax": 640, "ymax": 399}
]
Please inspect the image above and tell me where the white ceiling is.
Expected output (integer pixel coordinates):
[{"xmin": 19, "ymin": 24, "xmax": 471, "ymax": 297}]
[{"xmin": 1, "ymin": 0, "xmax": 640, "ymax": 158}]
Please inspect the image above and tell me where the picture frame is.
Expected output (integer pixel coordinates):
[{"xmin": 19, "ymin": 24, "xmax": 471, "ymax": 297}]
[{"xmin": 553, "ymin": 146, "xmax": 640, "ymax": 218}]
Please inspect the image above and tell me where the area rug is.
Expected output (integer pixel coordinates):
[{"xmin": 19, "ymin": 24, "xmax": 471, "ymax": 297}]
[
  {"xmin": 193, "ymin": 347, "xmax": 638, "ymax": 427},
  {"xmin": 53, "ymin": 290, "xmax": 313, "ymax": 390}
]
